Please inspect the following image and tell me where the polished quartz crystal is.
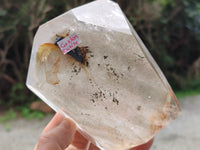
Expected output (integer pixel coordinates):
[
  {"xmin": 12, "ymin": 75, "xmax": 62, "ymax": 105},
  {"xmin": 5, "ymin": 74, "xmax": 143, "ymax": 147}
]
[{"xmin": 26, "ymin": 0, "xmax": 181, "ymax": 149}]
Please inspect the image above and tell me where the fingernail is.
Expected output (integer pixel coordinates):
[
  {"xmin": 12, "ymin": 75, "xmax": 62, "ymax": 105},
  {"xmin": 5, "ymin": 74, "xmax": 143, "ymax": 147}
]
[{"xmin": 60, "ymin": 118, "xmax": 76, "ymax": 131}]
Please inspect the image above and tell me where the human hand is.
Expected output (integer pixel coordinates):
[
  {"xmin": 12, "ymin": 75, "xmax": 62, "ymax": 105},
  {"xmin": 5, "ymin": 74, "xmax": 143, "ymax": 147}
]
[{"xmin": 34, "ymin": 112, "xmax": 153, "ymax": 150}]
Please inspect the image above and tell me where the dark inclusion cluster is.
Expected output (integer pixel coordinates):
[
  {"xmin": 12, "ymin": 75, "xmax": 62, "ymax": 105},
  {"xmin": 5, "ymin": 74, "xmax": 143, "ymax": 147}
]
[{"xmin": 55, "ymin": 35, "xmax": 89, "ymax": 65}]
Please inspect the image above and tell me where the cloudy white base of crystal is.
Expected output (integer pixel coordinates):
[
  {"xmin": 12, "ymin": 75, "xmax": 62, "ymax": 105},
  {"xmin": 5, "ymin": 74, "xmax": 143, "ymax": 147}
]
[{"xmin": 26, "ymin": 0, "xmax": 181, "ymax": 149}]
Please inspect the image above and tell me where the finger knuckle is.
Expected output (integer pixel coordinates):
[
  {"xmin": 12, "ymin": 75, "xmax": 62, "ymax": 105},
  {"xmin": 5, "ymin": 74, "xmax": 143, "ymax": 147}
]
[{"xmin": 38, "ymin": 134, "xmax": 51, "ymax": 145}]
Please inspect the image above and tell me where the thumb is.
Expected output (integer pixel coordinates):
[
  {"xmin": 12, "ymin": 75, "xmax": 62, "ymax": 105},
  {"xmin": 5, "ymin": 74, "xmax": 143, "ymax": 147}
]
[{"xmin": 35, "ymin": 118, "xmax": 76, "ymax": 150}]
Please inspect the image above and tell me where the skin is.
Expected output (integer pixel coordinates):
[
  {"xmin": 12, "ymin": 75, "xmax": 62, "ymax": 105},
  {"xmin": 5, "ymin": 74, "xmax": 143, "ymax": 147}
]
[{"xmin": 34, "ymin": 113, "xmax": 154, "ymax": 150}]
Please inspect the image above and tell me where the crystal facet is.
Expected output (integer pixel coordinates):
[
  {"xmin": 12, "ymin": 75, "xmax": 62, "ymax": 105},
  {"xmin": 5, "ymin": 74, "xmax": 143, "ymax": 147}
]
[{"xmin": 26, "ymin": 0, "xmax": 181, "ymax": 149}]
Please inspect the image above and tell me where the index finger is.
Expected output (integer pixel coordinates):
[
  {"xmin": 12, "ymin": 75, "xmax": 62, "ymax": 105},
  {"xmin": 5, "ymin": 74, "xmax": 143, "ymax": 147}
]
[{"xmin": 43, "ymin": 112, "xmax": 64, "ymax": 133}]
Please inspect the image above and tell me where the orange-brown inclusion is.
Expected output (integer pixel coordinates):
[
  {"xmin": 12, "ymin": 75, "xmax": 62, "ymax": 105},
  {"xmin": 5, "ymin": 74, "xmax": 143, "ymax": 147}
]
[
  {"xmin": 150, "ymin": 100, "xmax": 171, "ymax": 134},
  {"xmin": 46, "ymin": 56, "xmax": 61, "ymax": 85}
]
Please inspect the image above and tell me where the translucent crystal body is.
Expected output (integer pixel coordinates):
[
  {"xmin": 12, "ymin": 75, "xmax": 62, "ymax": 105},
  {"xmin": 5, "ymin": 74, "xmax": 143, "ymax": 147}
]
[{"xmin": 26, "ymin": 0, "xmax": 181, "ymax": 149}]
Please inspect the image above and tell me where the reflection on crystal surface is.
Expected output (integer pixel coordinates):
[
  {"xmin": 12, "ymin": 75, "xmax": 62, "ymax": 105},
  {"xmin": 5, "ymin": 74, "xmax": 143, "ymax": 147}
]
[{"xmin": 26, "ymin": 0, "xmax": 181, "ymax": 149}]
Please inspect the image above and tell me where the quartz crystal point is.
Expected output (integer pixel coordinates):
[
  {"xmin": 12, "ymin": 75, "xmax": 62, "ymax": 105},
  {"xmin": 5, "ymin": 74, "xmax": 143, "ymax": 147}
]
[{"xmin": 26, "ymin": 0, "xmax": 181, "ymax": 149}]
